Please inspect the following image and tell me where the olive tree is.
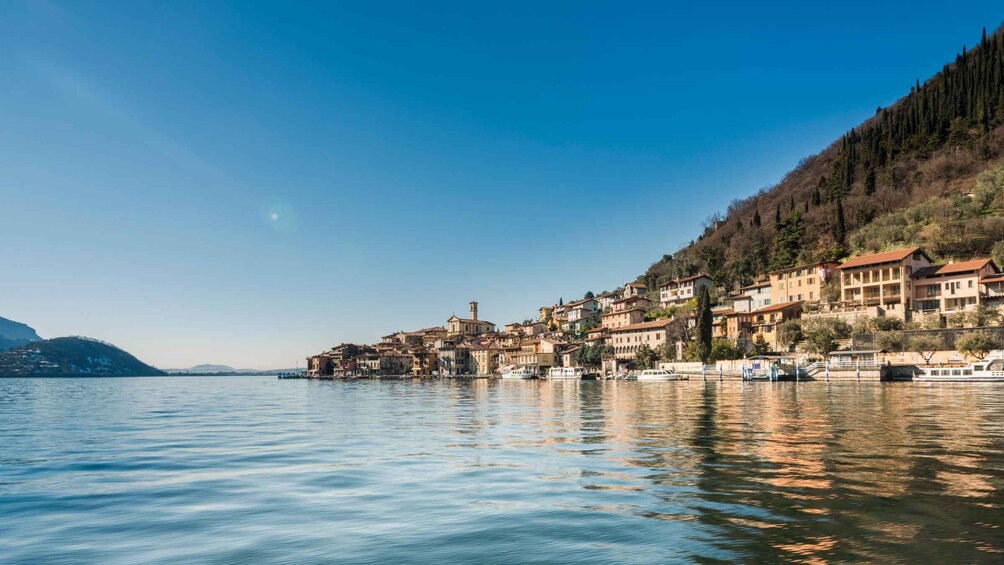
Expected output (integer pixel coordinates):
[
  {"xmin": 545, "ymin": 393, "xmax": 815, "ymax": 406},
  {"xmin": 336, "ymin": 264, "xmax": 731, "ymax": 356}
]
[
  {"xmin": 908, "ymin": 334, "xmax": 944, "ymax": 364},
  {"xmin": 801, "ymin": 318, "xmax": 852, "ymax": 355},
  {"xmin": 956, "ymin": 331, "xmax": 1002, "ymax": 361},
  {"xmin": 776, "ymin": 320, "xmax": 803, "ymax": 351}
]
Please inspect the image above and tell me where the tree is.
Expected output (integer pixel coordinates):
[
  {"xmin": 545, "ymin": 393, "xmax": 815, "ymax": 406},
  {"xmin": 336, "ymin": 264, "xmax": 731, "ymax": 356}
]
[
  {"xmin": 875, "ymin": 331, "xmax": 907, "ymax": 352},
  {"xmin": 802, "ymin": 318, "xmax": 852, "ymax": 355},
  {"xmin": 864, "ymin": 167, "xmax": 876, "ymax": 195},
  {"xmin": 776, "ymin": 319, "xmax": 803, "ymax": 351},
  {"xmin": 683, "ymin": 341, "xmax": 709, "ymax": 363},
  {"xmin": 834, "ymin": 197, "xmax": 847, "ymax": 247},
  {"xmin": 576, "ymin": 344, "xmax": 603, "ymax": 368},
  {"xmin": 967, "ymin": 305, "xmax": 1002, "ymax": 328},
  {"xmin": 709, "ymin": 339, "xmax": 741, "ymax": 362},
  {"xmin": 694, "ymin": 286, "xmax": 713, "ymax": 361},
  {"xmin": 559, "ymin": 297, "xmax": 563, "ymax": 306},
  {"xmin": 908, "ymin": 334, "xmax": 944, "ymax": 364},
  {"xmin": 752, "ymin": 334, "xmax": 770, "ymax": 356},
  {"xmin": 946, "ymin": 312, "xmax": 967, "ymax": 329},
  {"xmin": 655, "ymin": 341, "xmax": 676, "ymax": 362},
  {"xmin": 956, "ymin": 331, "xmax": 1001, "ymax": 360},
  {"xmin": 634, "ymin": 344, "xmax": 657, "ymax": 370},
  {"xmin": 771, "ymin": 211, "xmax": 804, "ymax": 269},
  {"xmin": 584, "ymin": 291, "xmax": 595, "ymax": 299}
]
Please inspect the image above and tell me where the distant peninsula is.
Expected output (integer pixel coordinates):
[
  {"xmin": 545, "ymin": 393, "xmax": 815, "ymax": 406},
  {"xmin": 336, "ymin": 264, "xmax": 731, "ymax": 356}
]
[{"xmin": 0, "ymin": 336, "xmax": 165, "ymax": 377}]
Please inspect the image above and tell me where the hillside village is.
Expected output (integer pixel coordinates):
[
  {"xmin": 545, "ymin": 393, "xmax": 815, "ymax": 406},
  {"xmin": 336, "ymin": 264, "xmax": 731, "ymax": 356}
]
[
  {"xmin": 307, "ymin": 28, "xmax": 1004, "ymax": 379},
  {"xmin": 306, "ymin": 246, "xmax": 1004, "ymax": 377}
]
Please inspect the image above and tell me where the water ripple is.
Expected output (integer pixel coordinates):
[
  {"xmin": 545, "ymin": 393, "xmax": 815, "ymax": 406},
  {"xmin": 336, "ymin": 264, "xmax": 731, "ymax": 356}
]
[{"xmin": 1, "ymin": 377, "xmax": 1003, "ymax": 563}]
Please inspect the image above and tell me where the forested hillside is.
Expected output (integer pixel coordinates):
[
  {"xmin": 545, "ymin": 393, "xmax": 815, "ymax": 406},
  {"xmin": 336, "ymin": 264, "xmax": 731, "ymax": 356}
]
[{"xmin": 643, "ymin": 26, "xmax": 1004, "ymax": 293}]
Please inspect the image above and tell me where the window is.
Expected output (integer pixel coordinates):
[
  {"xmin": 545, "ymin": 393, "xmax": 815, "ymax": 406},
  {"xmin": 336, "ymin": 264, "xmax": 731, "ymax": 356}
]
[{"xmin": 809, "ymin": 292, "xmax": 814, "ymax": 299}]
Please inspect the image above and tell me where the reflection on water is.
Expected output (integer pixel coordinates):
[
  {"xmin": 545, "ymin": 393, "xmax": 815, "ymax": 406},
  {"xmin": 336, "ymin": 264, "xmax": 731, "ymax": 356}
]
[{"xmin": 1, "ymin": 377, "xmax": 1002, "ymax": 563}]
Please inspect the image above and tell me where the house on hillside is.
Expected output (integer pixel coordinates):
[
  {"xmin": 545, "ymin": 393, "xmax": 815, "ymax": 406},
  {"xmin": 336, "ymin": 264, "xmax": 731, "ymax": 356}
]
[
  {"xmin": 601, "ymin": 296, "xmax": 650, "ymax": 329},
  {"xmin": 769, "ymin": 261, "xmax": 839, "ymax": 305},
  {"xmin": 834, "ymin": 247, "xmax": 934, "ymax": 321},
  {"xmin": 659, "ymin": 275, "xmax": 712, "ymax": 308},
  {"xmin": 912, "ymin": 258, "xmax": 999, "ymax": 316}
]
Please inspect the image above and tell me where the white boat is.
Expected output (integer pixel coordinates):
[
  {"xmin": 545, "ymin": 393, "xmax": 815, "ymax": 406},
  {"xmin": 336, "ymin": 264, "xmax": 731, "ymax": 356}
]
[
  {"xmin": 500, "ymin": 367, "xmax": 537, "ymax": 380},
  {"xmin": 915, "ymin": 358, "xmax": 1004, "ymax": 382},
  {"xmin": 547, "ymin": 367, "xmax": 587, "ymax": 380},
  {"xmin": 637, "ymin": 369, "xmax": 687, "ymax": 381}
]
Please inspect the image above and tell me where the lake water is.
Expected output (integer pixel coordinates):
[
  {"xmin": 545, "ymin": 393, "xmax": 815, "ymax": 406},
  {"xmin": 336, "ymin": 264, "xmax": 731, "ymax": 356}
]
[{"xmin": 1, "ymin": 377, "xmax": 1002, "ymax": 563}]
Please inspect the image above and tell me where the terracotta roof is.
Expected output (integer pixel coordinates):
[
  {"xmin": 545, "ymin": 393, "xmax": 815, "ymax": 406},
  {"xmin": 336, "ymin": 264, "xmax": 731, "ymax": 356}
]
[
  {"xmin": 751, "ymin": 300, "xmax": 804, "ymax": 314},
  {"xmin": 612, "ymin": 296, "xmax": 649, "ymax": 305},
  {"xmin": 739, "ymin": 281, "xmax": 771, "ymax": 291},
  {"xmin": 586, "ymin": 327, "xmax": 609, "ymax": 334},
  {"xmin": 982, "ymin": 274, "xmax": 1004, "ymax": 283},
  {"xmin": 449, "ymin": 316, "xmax": 495, "ymax": 325},
  {"xmin": 913, "ymin": 258, "xmax": 996, "ymax": 278},
  {"xmin": 626, "ymin": 282, "xmax": 647, "ymax": 288},
  {"xmin": 836, "ymin": 247, "xmax": 927, "ymax": 269},
  {"xmin": 602, "ymin": 307, "xmax": 645, "ymax": 317},
  {"xmin": 768, "ymin": 260, "xmax": 840, "ymax": 275},
  {"xmin": 610, "ymin": 319, "xmax": 674, "ymax": 332}
]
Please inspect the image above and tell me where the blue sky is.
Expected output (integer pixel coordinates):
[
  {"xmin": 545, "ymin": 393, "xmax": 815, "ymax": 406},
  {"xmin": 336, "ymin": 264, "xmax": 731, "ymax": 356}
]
[{"xmin": 1, "ymin": 1, "xmax": 1000, "ymax": 369}]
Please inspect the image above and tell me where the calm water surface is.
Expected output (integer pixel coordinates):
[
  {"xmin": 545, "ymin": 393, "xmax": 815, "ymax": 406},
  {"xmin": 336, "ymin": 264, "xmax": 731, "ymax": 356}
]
[{"xmin": 1, "ymin": 377, "xmax": 1002, "ymax": 563}]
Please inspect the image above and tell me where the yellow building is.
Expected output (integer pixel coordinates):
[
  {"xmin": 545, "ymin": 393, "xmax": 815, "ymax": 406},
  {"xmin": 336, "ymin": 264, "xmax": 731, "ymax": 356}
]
[
  {"xmin": 836, "ymin": 247, "xmax": 933, "ymax": 320},
  {"xmin": 469, "ymin": 341, "xmax": 503, "ymax": 375},
  {"xmin": 609, "ymin": 318, "xmax": 673, "ymax": 361},
  {"xmin": 601, "ymin": 296, "xmax": 650, "ymax": 329},
  {"xmin": 769, "ymin": 261, "xmax": 839, "ymax": 305}
]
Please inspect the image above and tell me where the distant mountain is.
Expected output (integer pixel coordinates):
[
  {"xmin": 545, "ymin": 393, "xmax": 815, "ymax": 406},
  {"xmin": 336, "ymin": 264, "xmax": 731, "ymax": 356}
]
[
  {"xmin": 166, "ymin": 364, "xmax": 296, "ymax": 375},
  {"xmin": 169, "ymin": 364, "xmax": 242, "ymax": 373},
  {"xmin": 0, "ymin": 316, "xmax": 42, "ymax": 353},
  {"xmin": 0, "ymin": 336, "xmax": 165, "ymax": 377}
]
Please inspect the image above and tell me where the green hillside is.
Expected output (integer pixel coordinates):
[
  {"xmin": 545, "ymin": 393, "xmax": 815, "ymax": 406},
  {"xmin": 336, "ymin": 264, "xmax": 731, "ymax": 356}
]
[
  {"xmin": 643, "ymin": 26, "xmax": 1004, "ymax": 292},
  {"xmin": 0, "ymin": 336, "xmax": 165, "ymax": 377}
]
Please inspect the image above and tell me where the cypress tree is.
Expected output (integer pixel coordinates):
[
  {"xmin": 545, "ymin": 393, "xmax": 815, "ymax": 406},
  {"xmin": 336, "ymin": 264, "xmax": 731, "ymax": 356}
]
[
  {"xmin": 752, "ymin": 209, "xmax": 761, "ymax": 227},
  {"xmin": 695, "ymin": 286, "xmax": 713, "ymax": 363},
  {"xmin": 864, "ymin": 167, "xmax": 876, "ymax": 195},
  {"xmin": 774, "ymin": 205, "xmax": 782, "ymax": 228},
  {"xmin": 834, "ymin": 197, "xmax": 847, "ymax": 246}
]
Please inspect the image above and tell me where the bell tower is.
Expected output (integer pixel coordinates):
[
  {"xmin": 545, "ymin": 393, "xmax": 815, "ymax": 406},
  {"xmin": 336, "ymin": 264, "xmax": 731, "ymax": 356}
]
[{"xmin": 469, "ymin": 301, "xmax": 478, "ymax": 321}]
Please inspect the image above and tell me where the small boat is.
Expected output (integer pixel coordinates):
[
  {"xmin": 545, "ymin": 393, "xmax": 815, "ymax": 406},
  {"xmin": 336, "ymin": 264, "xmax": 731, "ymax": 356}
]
[
  {"xmin": 500, "ymin": 367, "xmax": 537, "ymax": 380},
  {"xmin": 637, "ymin": 369, "xmax": 687, "ymax": 381},
  {"xmin": 547, "ymin": 367, "xmax": 586, "ymax": 380},
  {"xmin": 915, "ymin": 358, "xmax": 1004, "ymax": 382}
]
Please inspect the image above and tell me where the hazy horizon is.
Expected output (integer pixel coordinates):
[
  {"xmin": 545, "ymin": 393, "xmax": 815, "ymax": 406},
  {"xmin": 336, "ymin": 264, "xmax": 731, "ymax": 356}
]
[{"xmin": 2, "ymin": 1, "xmax": 1001, "ymax": 369}]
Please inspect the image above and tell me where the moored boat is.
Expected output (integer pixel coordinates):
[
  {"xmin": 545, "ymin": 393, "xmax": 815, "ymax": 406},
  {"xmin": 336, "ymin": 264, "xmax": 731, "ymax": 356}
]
[
  {"xmin": 547, "ymin": 367, "xmax": 586, "ymax": 380},
  {"xmin": 637, "ymin": 369, "xmax": 687, "ymax": 381},
  {"xmin": 915, "ymin": 358, "xmax": 1004, "ymax": 382},
  {"xmin": 500, "ymin": 367, "xmax": 537, "ymax": 380}
]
